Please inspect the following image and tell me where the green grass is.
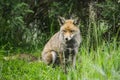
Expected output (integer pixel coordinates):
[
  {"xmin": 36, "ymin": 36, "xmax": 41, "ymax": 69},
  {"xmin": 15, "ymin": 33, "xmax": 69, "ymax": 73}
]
[{"xmin": 0, "ymin": 41, "xmax": 120, "ymax": 80}]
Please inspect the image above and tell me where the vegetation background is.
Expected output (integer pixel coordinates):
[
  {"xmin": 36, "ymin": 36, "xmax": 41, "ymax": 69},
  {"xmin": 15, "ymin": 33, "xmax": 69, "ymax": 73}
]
[{"xmin": 0, "ymin": 0, "xmax": 120, "ymax": 80}]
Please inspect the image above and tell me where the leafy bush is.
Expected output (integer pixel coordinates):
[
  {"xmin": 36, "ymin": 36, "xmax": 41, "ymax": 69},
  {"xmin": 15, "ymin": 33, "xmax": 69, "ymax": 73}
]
[{"xmin": 0, "ymin": 0, "xmax": 33, "ymax": 51}]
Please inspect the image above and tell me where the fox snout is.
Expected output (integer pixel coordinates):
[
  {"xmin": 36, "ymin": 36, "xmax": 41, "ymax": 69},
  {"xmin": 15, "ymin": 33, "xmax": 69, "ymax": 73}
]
[{"xmin": 64, "ymin": 33, "xmax": 74, "ymax": 41}]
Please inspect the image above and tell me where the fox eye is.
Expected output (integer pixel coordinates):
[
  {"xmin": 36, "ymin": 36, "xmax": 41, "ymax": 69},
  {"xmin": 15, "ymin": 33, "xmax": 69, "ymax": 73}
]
[
  {"xmin": 70, "ymin": 30, "xmax": 75, "ymax": 33},
  {"xmin": 62, "ymin": 30, "xmax": 66, "ymax": 32}
]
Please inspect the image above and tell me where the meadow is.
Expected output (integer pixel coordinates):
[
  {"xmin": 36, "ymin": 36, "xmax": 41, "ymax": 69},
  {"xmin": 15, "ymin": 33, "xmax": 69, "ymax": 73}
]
[{"xmin": 0, "ymin": 39, "xmax": 120, "ymax": 80}]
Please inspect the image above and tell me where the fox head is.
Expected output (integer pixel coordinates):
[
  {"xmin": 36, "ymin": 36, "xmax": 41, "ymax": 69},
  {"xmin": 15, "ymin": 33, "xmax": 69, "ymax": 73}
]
[{"xmin": 58, "ymin": 16, "xmax": 80, "ymax": 42}]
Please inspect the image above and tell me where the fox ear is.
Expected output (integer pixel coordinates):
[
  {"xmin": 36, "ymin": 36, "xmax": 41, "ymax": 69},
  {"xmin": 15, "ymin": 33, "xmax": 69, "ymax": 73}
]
[
  {"xmin": 70, "ymin": 14, "xmax": 80, "ymax": 26},
  {"xmin": 58, "ymin": 16, "xmax": 65, "ymax": 26},
  {"xmin": 73, "ymin": 18, "xmax": 80, "ymax": 26}
]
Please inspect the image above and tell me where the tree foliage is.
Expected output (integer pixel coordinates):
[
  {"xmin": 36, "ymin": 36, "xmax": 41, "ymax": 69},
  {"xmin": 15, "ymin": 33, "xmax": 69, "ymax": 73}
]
[{"xmin": 0, "ymin": 0, "xmax": 119, "ymax": 51}]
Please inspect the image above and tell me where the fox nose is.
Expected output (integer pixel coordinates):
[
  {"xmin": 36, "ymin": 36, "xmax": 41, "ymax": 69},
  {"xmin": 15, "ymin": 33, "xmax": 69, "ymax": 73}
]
[{"xmin": 65, "ymin": 38, "xmax": 68, "ymax": 41}]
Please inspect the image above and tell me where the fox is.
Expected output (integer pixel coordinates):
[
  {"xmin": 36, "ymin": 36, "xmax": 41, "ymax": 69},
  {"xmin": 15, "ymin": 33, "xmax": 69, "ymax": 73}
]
[{"xmin": 42, "ymin": 16, "xmax": 82, "ymax": 73}]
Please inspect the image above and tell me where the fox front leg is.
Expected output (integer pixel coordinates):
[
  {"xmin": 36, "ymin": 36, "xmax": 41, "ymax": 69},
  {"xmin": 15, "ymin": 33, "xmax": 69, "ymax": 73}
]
[
  {"xmin": 72, "ymin": 48, "xmax": 78, "ymax": 69},
  {"xmin": 72, "ymin": 54, "xmax": 76, "ymax": 69},
  {"xmin": 59, "ymin": 52, "xmax": 67, "ymax": 73}
]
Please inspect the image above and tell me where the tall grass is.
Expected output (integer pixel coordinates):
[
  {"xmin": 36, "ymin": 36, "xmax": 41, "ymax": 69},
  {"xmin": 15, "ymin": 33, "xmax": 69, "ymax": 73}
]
[{"xmin": 0, "ymin": 41, "xmax": 119, "ymax": 80}]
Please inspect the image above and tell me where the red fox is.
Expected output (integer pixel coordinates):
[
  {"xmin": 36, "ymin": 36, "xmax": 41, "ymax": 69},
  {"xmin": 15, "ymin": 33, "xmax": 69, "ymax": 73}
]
[{"xmin": 42, "ymin": 16, "xmax": 82, "ymax": 73}]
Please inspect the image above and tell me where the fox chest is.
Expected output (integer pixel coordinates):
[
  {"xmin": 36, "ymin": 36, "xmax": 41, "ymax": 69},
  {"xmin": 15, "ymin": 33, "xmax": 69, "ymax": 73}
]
[{"xmin": 64, "ymin": 40, "xmax": 77, "ymax": 55}]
